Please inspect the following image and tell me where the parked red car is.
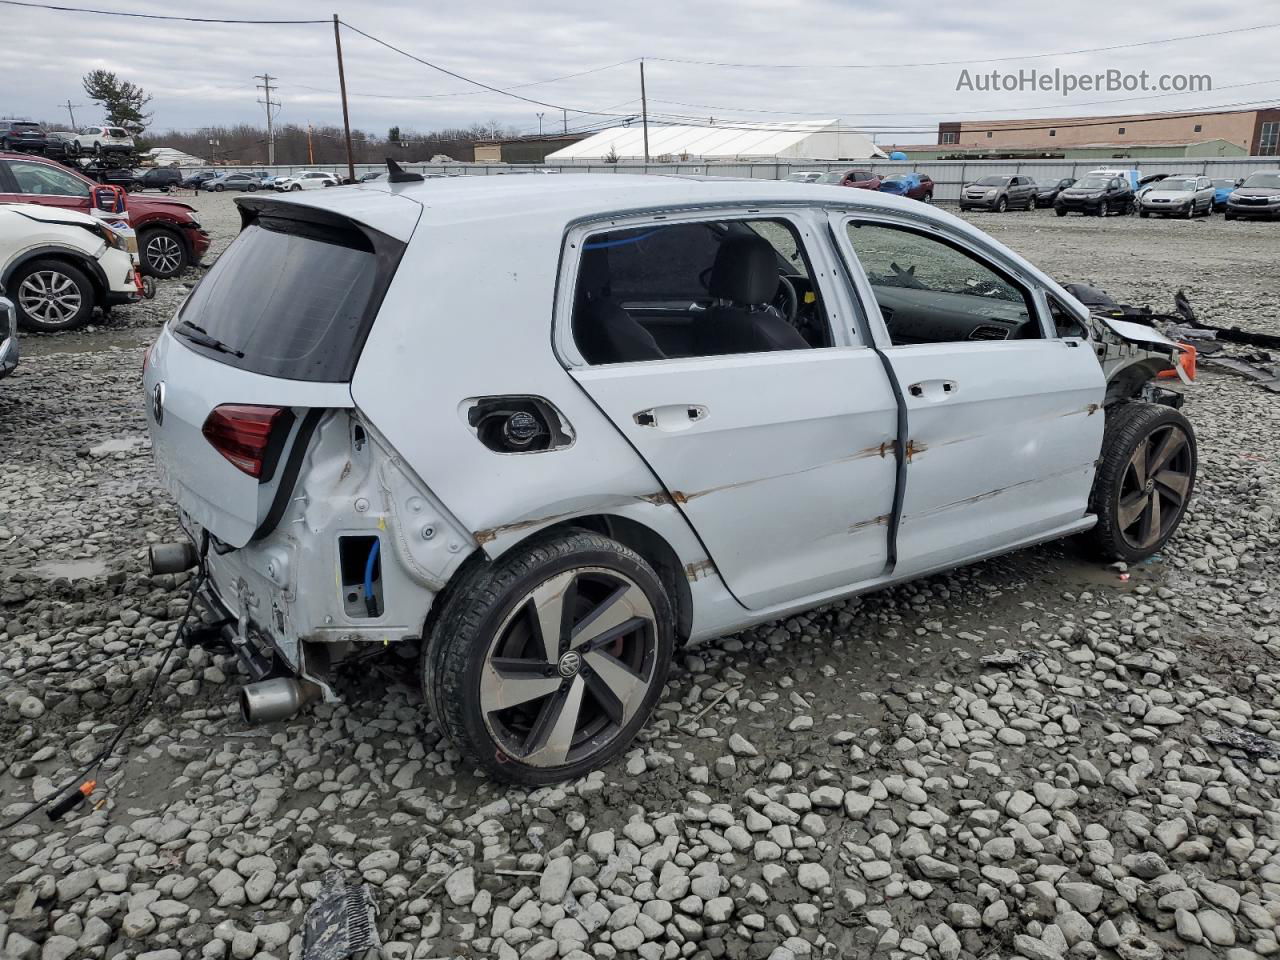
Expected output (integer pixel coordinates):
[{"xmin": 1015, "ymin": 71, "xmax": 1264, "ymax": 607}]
[
  {"xmin": 0, "ymin": 152, "xmax": 209, "ymax": 278},
  {"xmin": 816, "ymin": 168, "xmax": 881, "ymax": 190}
]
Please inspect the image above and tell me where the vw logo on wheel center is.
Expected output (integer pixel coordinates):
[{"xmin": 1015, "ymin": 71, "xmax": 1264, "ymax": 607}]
[{"xmin": 557, "ymin": 651, "xmax": 581, "ymax": 678}]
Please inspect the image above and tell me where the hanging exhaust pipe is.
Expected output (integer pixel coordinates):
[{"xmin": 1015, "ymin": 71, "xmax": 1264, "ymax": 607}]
[
  {"xmin": 239, "ymin": 678, "xmax": 323, "ymax": 724},
  {"xmin": 149, "ymin": 541, "xmax": 199, "ymax": 575}
]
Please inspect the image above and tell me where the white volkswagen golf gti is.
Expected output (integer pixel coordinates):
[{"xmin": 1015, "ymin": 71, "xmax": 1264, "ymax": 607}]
[{"xmin": 144, "ymin": 173, "xmax": 1196, "ymax": 783}]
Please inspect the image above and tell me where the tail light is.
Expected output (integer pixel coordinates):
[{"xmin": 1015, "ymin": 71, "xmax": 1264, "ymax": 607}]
[{"xmin": 202, "ymin": 404, "xmax": 290, "ymax": 478}]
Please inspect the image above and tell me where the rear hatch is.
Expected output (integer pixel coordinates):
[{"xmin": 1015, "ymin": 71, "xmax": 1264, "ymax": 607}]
[{"xmin": 144, "ymin": 192, "xmax": 420, "ymax": 547}]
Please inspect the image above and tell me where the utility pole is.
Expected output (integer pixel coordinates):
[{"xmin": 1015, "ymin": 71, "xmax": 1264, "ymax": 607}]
[
  {"xmin": 62, "ymin": 100, "xmax": 82, "ymax": 130},
  {"xmin": 562, "ymin": 108, "xmax": 567, "ymax": 134},
  {"xmin": 307, "ymin": 124, "xmax": 315, "ymax": 165},
  {"xmin": 537, "ymin": 112, "xmax": 544, "ymax": 136},
  {"xmin": 639, "ymin": 59, "xmax": 650, "ymax": 163},
  {"xmin": 332, "ymin": 14, "xmax": 356, "ymax": 183},
  {"xmin": 254, "ymin": 73, "xmax": 280, "ymax": 165}
]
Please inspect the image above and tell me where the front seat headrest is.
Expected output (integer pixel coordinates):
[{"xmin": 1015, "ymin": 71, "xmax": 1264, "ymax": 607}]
[{"xmin": 708, "ymin": 235, "xmax": 780, "ymax": 305}]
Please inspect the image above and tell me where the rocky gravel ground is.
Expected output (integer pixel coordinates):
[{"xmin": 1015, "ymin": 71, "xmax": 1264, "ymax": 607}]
[{"xmin": 1, "ymin": 194, "xmax": 1279, "ymax": 960}]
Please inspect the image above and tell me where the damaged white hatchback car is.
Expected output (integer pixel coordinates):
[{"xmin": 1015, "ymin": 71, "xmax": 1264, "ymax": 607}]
[{"xmin": 144, "ymin": 174, "xmax": 1196, "ymax": 783}]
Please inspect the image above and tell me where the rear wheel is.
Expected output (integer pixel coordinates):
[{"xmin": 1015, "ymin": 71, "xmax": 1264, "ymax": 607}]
[
  {"xmin": 1055, "ymin": 207, "xmax": 1068, "ymax": 217},
  {"xmin": 425, "ymin": 531, "xmax": 674, "ymax": 784},
  {"xmin": 12, "ymin": 258, "xmax": 94, "ymax": 332},
  {"xmin": 1087, "ymin": 402, "xmax": 1196, "ymax": 563}
]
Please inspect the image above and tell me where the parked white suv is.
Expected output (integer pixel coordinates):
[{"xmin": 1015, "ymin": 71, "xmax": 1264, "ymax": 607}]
[
  {"xmin": 74, "ymin": 125, "xmax": 135, "ymax": 155},
  {"xmin": 0, "ymin": 203, "xmax": 139, "ymax": 331},
  {"xmin": 272, "ymin": 171, "xmax": 339, "ymax": 191},
  {"xmin": 143, "ymin": 175, "xmax": 1196, "ymax": 783}
]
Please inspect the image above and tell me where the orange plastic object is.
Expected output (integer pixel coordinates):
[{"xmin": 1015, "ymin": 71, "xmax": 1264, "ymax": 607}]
[{"xmin": 1158, "ymin": 342, "xmax": 1196, "ymax": 381}]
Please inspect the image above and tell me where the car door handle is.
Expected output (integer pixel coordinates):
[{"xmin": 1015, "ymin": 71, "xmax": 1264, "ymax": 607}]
[
  {"xmin": 907, "ymin": 380, "xmax": 957, "ymax": 401},
  {"xmin": 634, "ymin": 405, "xmax": 708, "ymax": 431}
]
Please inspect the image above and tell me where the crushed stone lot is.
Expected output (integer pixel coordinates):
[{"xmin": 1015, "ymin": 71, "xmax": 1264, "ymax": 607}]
[{"xmin": 3, "ymin": 192, "xmax": 1280, "ymax": 960}]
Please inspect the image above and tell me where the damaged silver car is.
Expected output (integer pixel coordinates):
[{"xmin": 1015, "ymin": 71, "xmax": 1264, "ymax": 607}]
[{"xmin": 143, "ymin": 174, "xmax": 1196, "ymax": 783}]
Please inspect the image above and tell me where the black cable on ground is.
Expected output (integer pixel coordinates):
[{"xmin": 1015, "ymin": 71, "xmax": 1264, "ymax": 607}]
[{"xmin": 0, "ymin": 543, "xmax": 208, "ymax": 832}]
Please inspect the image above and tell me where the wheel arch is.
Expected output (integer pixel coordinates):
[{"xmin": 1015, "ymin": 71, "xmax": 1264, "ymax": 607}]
[
  {"xmin": 423, "ymin": 512, "xmax": 695, "ymax": 656},
  {"xmin": 1, "ymin": 245, "xmax": 108, "ymax": 300}
]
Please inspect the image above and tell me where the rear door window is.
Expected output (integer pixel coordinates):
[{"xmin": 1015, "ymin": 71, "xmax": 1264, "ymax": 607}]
[{"xmin": 174, "ymin": 211, "xmax": 402, "ymax": 381}]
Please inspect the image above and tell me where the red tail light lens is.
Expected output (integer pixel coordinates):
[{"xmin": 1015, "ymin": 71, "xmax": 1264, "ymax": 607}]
[{"xmin": 201, "ymin": 404, "xmax": 288, "ymax": 478}]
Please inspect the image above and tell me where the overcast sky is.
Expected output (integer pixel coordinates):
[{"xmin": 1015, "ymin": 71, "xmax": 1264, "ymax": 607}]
[{"xmin": 0, "ymin": 0, "xmax": 1274, "ymax": 144}]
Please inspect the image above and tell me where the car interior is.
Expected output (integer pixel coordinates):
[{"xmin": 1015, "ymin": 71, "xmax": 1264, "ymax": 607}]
[
  {"xmin": 572, "ymin": 219, "xmax": 832, "ymax": 364},
  {"xmin": 846, "ymin": 222, "xmax": 1040, "ymax": 344}
]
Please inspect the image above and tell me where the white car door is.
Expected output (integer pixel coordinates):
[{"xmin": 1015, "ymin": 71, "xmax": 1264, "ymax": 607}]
[
  {"xmin": 561, "ymin": 211, "xmax": 900, "ymax": 610},
  {"xmin": 831, "ymin": 213, "xmax": 1105, "ymax": 577}
]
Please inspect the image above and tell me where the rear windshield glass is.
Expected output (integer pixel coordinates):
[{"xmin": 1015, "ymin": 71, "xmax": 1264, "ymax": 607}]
[{"xmin": 174, "ymin": 214, "xmax": 389, "ymax": 381}]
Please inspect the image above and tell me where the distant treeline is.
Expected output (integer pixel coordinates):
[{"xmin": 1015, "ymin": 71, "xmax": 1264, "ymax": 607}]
[{"xmin": 37, "ymin": 120, "xmax": 522, "ymax": 165}]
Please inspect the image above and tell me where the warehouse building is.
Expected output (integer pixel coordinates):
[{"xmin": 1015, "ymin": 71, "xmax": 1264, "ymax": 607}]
[{"xmin": 932, "ymin": 105, "xmax": 1280, "ymax": 156}]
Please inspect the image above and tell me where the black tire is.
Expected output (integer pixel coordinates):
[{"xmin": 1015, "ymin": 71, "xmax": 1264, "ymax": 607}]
[
  {"xmin": 247, "ymin": 183, "xmax": 257, "ymax": 192},
  {"xmin": 1086, "ymin": 402, "xmax": 1197, "ymax": 563},
  {"xmin": 995, "ymin": 196, "xmax": 1008, "ymax": 213},
  {"xmin": 128, "ymin": 181, "xmax": 142, "ymax": 193},
  {"xmin": 1055, "ymin": 207, "xmax": 1068, "ymax": 217},
  {"xmin": 290, "ymin": 183, "xmax": 301, "ymax": 191},
  {"xmin": 1225, "ymin": 212, "xmax": 1236, "ymax": 221},
  {"xmin": 214, "ymin": 183, "xmax": 225, "ymax": 192},
  {"xmin": 425, "ymin": 530, "xmax": 675, "ymax": 784},
  {"xmin": 1140, "ymin": 210, "xmax": 1150, "ymax": 218},
  {"xmin": 11, "ymin": 258, "xmax": 95, "ymax": 332},
  {"xmin": 139, "ymin": 227, "xmax": 188, "ymax": 278}
]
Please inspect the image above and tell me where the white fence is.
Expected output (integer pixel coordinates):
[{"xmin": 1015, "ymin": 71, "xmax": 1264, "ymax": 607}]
[{"xmin": 194, "ymin": 158, "xmax": 1280, "ymax": 204}]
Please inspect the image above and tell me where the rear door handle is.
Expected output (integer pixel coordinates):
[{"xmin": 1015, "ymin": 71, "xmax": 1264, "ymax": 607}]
[
  {"xmin": 907, "ymin": 380, "xmax": 957, "ymax": 401},
  {"xmin": 634, "ymin": 405, "xmax": 708, "ymax": 432}
]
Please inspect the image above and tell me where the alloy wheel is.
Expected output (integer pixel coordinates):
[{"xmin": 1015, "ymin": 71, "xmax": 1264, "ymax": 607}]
[
  {"xmin": 145, "ymin": 234, "xmax": 183, "ymax": 274},
  {"xmin": 480, "ymin": 566, "xmax": 658, "ymax": 768},
  {"xmin": 18, "ymin": 270, "xmax": 82, "ymax": 326},
  {"xmin": 1117, "ymin": 423, "xmax": 1192, "ymax": 551}
]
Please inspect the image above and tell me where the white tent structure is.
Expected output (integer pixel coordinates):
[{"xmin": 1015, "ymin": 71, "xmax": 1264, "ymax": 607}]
[{"xmin": 545, "ymin": 120, "xmax": 887, "ymax": 163}]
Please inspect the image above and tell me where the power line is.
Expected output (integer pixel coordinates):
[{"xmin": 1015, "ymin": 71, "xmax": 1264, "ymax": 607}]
[
  {"xmin": 337, "ymin": 20, "xmax": 639, "ymax": 119},
  {"xmin": 648, "ymin": 78, "xmax": 1280, "ymax": 120},
  {"xmin": 289, "ymin": 59, "xmax": 639, "ymax": 102},
  {"xmin": 644, "ymin": 21, "xmax": 1280, "ymax": 69},
  {"xmin": 0, "ymin": 0, "xmax": 326, "ymax": 22}
]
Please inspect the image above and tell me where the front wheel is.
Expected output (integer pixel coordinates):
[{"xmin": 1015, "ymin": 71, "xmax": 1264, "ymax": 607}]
[
  {"xmin": 139, "ymin": 228, "xmax": 188, "ymax": 278},
  {"xmin": 995, "ymin": 197, "xmax": 1008, "ymax": 213},
  {"xmin": 1055, "ymin": 207, "xmax": 1068, "ymax": 217},
  {"xmin": 214, "ymin": 183, "xmax": 225, "ymax": 192},
  {"xmin": 425, "ymin": 531, "xmax": 675, "ymax": 784},
  {"xmin": 1087, "ymin": 402, "xmax": 1196, "ymax": 563},
  {"xmin": 13, "ymin": 258, "xmax": 95, "ymax": 332},
  {"xmin": 290, "ymin": 183, "xmax": 301, "ymax": 191}
]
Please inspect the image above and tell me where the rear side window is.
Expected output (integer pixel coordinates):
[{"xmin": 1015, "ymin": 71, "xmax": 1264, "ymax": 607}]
[{"xmin": 174, "ymin": 212, "xmax": 401, "ymax": 381}]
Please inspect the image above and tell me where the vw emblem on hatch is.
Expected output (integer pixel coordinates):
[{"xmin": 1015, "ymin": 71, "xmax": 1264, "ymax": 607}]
[
  {"xmin": 151, "ymin": 382, "xmax": 166, "ymax": 426},
  {"xmin": 557, "ymin": 651, "xmax": 581, "ymax": 678}
]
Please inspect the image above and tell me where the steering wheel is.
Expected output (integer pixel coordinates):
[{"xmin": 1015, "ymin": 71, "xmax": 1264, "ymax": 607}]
[{"xmin": 772, "ymin": 275, "xmax": 799, "ymax": 326}]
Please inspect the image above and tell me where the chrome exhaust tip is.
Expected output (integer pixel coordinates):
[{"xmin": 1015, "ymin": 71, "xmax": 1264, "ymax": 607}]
[
  {"xmin": 149, "ymin": 541, "xmax": 199, "ymax": 575},
  {"xmin": 238, "ymin": 678, "xmax": 322, "ymax": 724}
]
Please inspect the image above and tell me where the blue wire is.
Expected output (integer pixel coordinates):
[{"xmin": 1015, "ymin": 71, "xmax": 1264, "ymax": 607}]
[
  {"xmin": 583, "ymin": 229, "xmax": 660, "ymax": 250},
  {"xmin": 364, "ymin": 539, "xmax": 380, "ymax": 617}
]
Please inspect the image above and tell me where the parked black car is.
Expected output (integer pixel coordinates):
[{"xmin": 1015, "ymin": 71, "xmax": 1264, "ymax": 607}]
[
  {"xmin": 1034, "ymin": 177, "xmax": 1075, "ymax": 207},
  {"xmin": 1054, "ymin": 175, "xmax": 1134, "ymax": 216},
  {"xmin": 0, "ymin": 120, "xmax": 47, "ymax": 152},
  {"xmin": 136, "ymin": 167, "xmax": 184, "ymax": 192},
  {"xmin": 181, "ymin": 170, "xmax": 219, "ymax": 190}
]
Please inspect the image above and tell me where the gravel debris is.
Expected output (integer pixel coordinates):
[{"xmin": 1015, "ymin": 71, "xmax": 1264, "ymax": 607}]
[{"xmin": 3, "ymin": 196, "xmax": 1280, "ymax": 959}]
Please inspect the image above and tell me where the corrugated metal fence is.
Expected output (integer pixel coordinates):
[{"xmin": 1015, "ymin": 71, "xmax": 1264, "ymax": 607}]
[{"xmin": 210, "ymin": 158, "xmax": 1280, "ymax": 204}]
